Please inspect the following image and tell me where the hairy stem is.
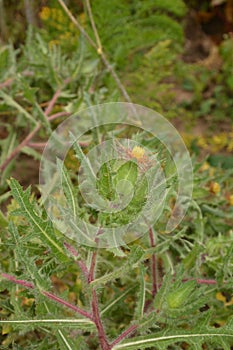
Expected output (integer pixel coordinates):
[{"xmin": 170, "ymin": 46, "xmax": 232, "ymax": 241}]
[
  {"xmin": 92, "ymin": 289, "xmax": 110, "ymax": 350},
  {"xmin": 149, "ymin": 227, "xmax": 157, "ymax": 297},
  {"xmin": 0, "ymin": 89, "xmax": 70, "ymax": 173},
  {"xmin": 0, "ymin": 123, "xmax": 41, "ymax": 172},
  {"xmin": 110, "ymin": 324, "xmax": 137, "ymax": 347},
  {"xmin": 2, "ymin": 273, "xmax": 93, "ymax": 320},
  {"xmin": 2, "ymin": 273, "xmax": 34, "ymax": 289},
  {"xmin": 43, "ymin": 291, "xmax": 92, "ymax": 320},
  {"xmin": 88, "ymin": 250, "xmax": 97, "ymax": 283},
  {"xmin": 87, "ymin": 249, "xmax": 110, "ymax": 349},
  {"xmin": 185, "ymin": 278, "xmax": 217, "ymax": 285},
  {"xmin": 64, "ymin": 241, "xmax": 89, "ymax": 279}
]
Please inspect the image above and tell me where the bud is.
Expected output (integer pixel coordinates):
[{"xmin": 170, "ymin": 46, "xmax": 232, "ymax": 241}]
[{"xmin": 166, "ymin": 280, "xmax": 196, "ymax": 309}]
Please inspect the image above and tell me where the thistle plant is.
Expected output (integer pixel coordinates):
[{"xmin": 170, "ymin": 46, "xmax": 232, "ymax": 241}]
[
  {"xmin": 1, "ymin": 103, "xmax": 233, "ymax": 349},
  {"xmin": 0, "ymin": 1, "xmax": 233, "ymax": 349}
]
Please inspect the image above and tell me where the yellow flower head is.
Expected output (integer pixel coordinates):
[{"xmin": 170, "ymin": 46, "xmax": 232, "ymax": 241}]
[
  {"xmin": 200, "ymin": 162, "xmax": 210, "ymax": 172},
  {"xmin": 210, "ymin": 182, "xmax": 221, "ymax": 194},
  {"xmin": 39, "ymin": 7, "xmax": 51, "ymax": 21},
  {"xmin": 197, "ymin": 136, "xmax": 209, "ymax": 149},
  {"xmin": 131, "ymin": 146, "xmax": 145, "ymax": 160}
]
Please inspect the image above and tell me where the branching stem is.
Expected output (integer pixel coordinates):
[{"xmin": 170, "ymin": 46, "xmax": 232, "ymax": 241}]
[
  {"xmin": 2, "ymin": 273, "xmax": 93, "ymax": 320},
  {"xmin": 0, "ymin": 88, "xmax": 70, "ymax": 173},
  {"xmin": 92, "ymin": 289, "xmax": 111, "ymax": 350},
  {"xmin": 87, "ymin": 250, "xmax": 111, "ymax": 349},
  {"xmin": 64, "ymin": 242, "xmax": 89, "ymax": 280},
  {"xmin": 110, "ymin": 324, "xmax": 137, "ymax": 347}
]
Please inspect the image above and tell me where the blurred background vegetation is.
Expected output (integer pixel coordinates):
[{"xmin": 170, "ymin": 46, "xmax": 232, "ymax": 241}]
[{"xmin": 1, "ymin": 0, "xmax": 233, "ymax": 139}]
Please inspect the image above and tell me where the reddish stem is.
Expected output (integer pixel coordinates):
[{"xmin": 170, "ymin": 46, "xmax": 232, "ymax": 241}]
[
  {"xmin": 42, "ymin": 291, "xmax": 92, "ymax": 320},
  {"xmin": 64, "ymin": 241, "xmax": 79, "ymax": 257},
  {"xmin": 44, "ymin": 89, "xmax": 62, "ymax": 116},
  {"xmin": 28, "ymin": 138, "xmax": 88, "ymax": 150},
  {"xmin": 0, "ymin": 78, "xmax": 14, "ymax": 89},
  {"xmin": 110, "ymin": 324, "xmax": 137, "ymax": 347},
  {"xmin": 2, "ymin": 273, "xmax": 93, "ymax": 320},
  {"xmin": 27, "ymin": 142, "xmax": 49, "ymax": 149},
  {"xmin": 149, "ymin": 227, "xmax": 157, "ymax": 297},
  {"xmin": 88, "ymin": 250, "xmax": 97, "ymax": 283},
  {"xmin": 88, "ymin": 249, "xmax": 110, "ymax": 350},
  {"xmin": 64, "ymin": 242, "xmax": 89, "ymax": 279},
  {"xmin": 48, "ymin": 111, "xmax": 70, "ymax": 121},
  {"xmin": 0, "ymin": 71, "xmax": 34, "ymax": 90},
  {"xmin": 0, "ymin": 124, "xmax": 41, "ymax": 172},
  {"xmin": 44, "ymin": 77, "xmax": 71, "ymax": 117},
  {"xmin": 184, "ymin": 278, "xmax": 217, "ymax": 285},
  {"xmin": 92, "ymin": 289, "xmax": 110, "ymax": 350},
  {"xmin": 2, "ymin": 273, "xmax": 34, "ymax": 289},
  {"xmin": 0, "ymin": 111, "xmax": 70, "ymax": 173}
]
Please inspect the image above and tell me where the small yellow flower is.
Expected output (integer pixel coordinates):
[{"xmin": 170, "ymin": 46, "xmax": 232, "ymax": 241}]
[
  {"xmin": 210, "ymin": 182, "xmax": 221, "ymax": 194},
  {"xmin": 211, "ymin": 134, "xmax": 228, "ymax": 152},
  {"xmin": 39, "ymin": 6, "xmax": 51, "ymax": 21},
  {"xmin": 197, "ymin": 136, "xmax": 209, "ymax": 149},
  {"xmin": 229, "ymin": 194, "xmax": 233, "ymax": 206},
  {"xmin": 131, "ymin": 146, "xmax": 145, "ymax": 160},
  {"xmin": 200, "ymin": 162, "xmax": 210, "ymax": 172},
  {"xmin": 212, "ymin": 135, "xmax": 225, "ymax": 146}
]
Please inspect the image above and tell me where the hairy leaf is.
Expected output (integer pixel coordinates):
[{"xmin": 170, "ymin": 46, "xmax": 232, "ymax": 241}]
[{"xmin": 9, "ymin": 178, "xmax": 68, "ymax": 262}]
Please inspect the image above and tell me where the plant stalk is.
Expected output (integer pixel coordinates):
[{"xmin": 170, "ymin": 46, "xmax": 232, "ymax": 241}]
[
  {"xmin": 2, "ymin": 273, "xmax": 93, "ymax": 320},
  {"xmin": 149, "ymin": 227, "xmax": 157, "ymax": 297}
]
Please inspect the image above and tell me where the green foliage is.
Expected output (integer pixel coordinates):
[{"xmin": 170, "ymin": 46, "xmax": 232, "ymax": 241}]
[
  {"xmin": 8, "ymin": 178, "xmax": 67, "ymax": 262},
  {"xmin": 0, "ymin": 1, "xmax": 233, "ymax": 349},
  {"xmin": 91, "ymin": 0, "xmax": 186, "ymax": 69},
  {"xmin": 220, "ymin": 34, "xmax": 233, "ymax": 91},
  {"xmin": 175, "ymin": 35, "xmax": 233, "ymax": 122},
  {"xmin": 112, "ymin": 315, "xmax": 233, "ymax": 349},
  {"xmin": 166, "ymin": 280, "xmax": 196, "ymax": 308},
  {"xmin": 1, "ymin": 156, "xmax": 232, "ymax": 349},
  {"xmin": 125, "ymin": 39, "xmax": 179, "ymax": 115}
]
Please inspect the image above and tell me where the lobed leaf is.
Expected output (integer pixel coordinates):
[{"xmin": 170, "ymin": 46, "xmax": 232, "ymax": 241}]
[
  {"xmin": 112, "ymin": 317, "xmax": 233, "ymax": 349},
  {"xmin": 9, "ymin": 178, "xmax": 68, "ymax": 262}
]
